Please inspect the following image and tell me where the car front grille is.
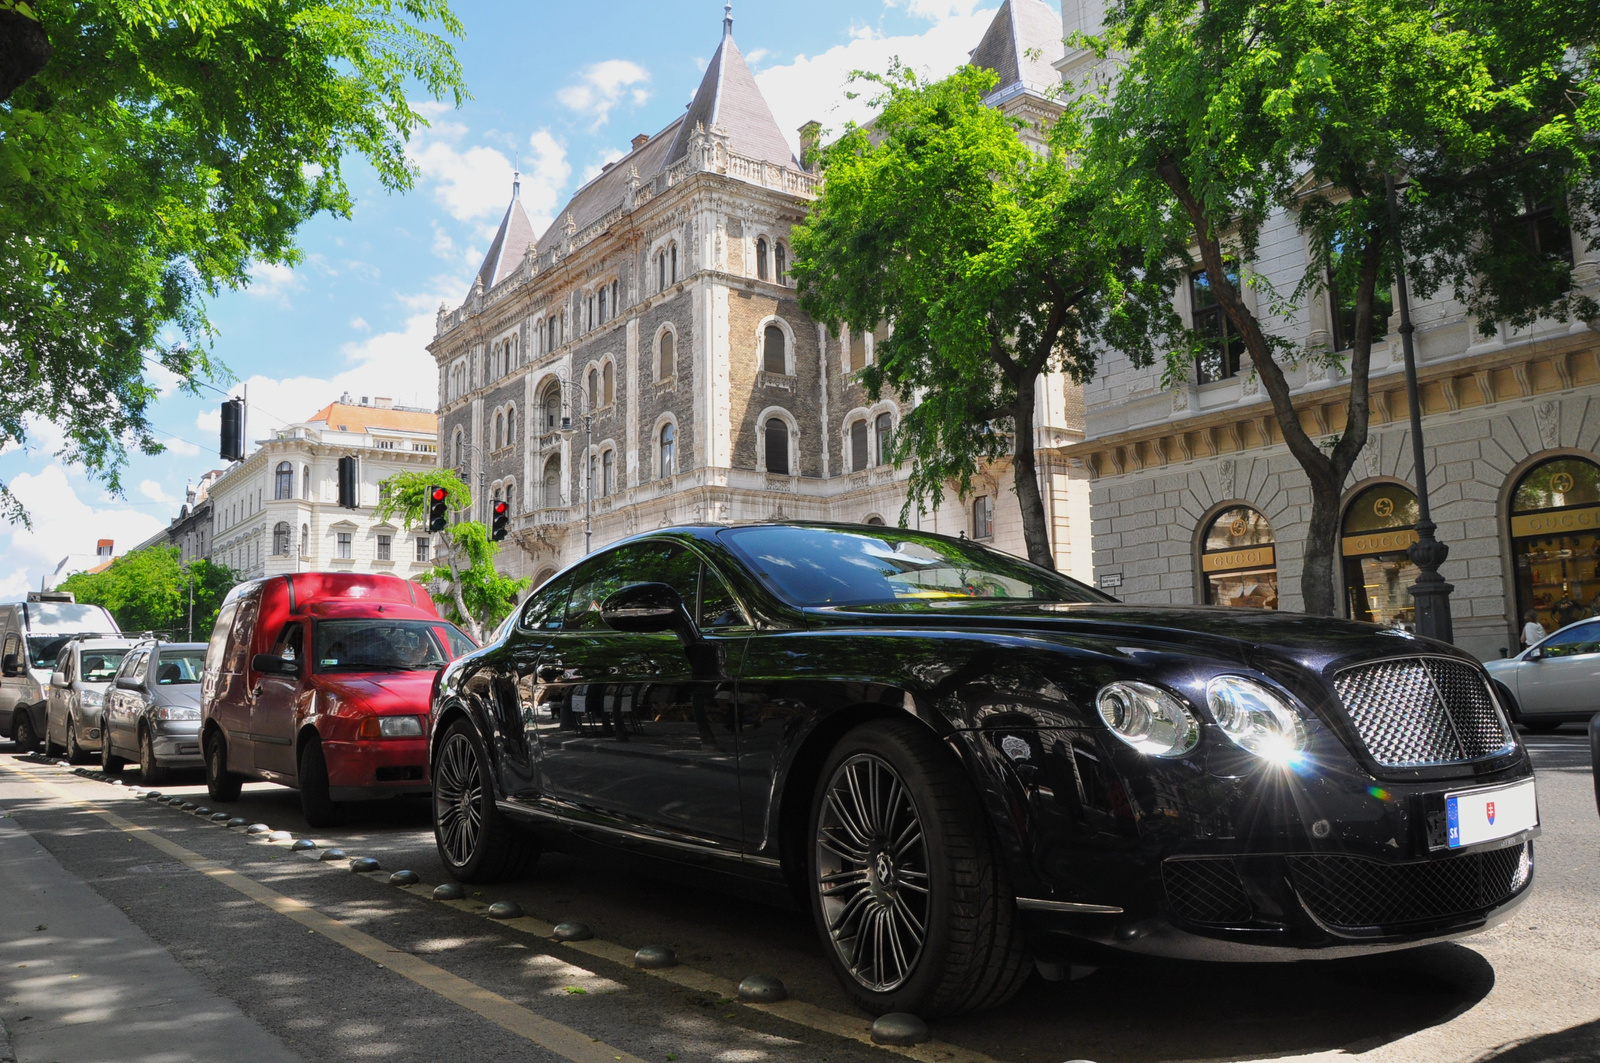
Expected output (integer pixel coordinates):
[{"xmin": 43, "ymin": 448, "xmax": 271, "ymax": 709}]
[
  {"xmin": 1162, "ymin": 857, "xmax": 1253, "ymax": 925},
  {"xmin": 1288, "ymin": 841, "xmax": 1531, "ymax": 930},
  {"xmin": 1331, "ymin": 657, "xmax": 1514, "ymax": 768}
]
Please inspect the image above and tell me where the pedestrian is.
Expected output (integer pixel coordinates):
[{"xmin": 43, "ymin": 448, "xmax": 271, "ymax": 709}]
[{"xmin": 1521, "ymin": 609, "xmax": 1547, "ymax": 649}]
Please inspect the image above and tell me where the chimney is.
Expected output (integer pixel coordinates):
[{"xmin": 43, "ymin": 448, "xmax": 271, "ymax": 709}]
[
  {"xmin": 631, "ymin": 132, "xmax": 651, "ymax": 151},
  {"xmin": 799, "ymin": 120, "xmax": 822, "ymax": 171},
  {"xmin": 375, "ymin": 396, "xmax": 394, "ymax": 409}
]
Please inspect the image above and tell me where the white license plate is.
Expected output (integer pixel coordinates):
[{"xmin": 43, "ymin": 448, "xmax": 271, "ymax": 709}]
[{"xmin": 1446, "ymin": 779, "xmax": 1538, "ymax": 849}]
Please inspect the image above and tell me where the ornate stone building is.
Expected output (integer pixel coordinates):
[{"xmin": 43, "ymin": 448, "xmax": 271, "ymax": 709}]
[
  {"xmin": 430, "ymin": 2, "xmax": 1093, "ymax": 586},
  {"xmin": 1059, "ymin": 0, "xmax": 1600, "ymax": 661}
]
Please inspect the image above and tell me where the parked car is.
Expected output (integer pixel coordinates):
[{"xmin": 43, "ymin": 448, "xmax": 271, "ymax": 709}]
[
  {"xmin": 429, "ymin": 523, "xmax": 1540, "ymax": 1018},
  {"xmin": 200, "ymin": 572, "xmax": 475, "ymax": 825},
  {"xmin": 1484, "ymin": 617, "xmax": 1600, "ymax": 731},
  {"xmin": 45, "ymin": 635, "xmax": 138, "ymax": 762},
  {"xmin": 101, "ymin": 640, "xmax": 207, "ymax": 782},
  {"xmin": 0, "ymin": 592, "xmax": 120, "ymax": 752}
]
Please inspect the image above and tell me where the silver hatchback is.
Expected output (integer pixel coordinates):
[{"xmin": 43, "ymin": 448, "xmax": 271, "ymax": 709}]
[{"xmin": 102, "ymin": 641, "xmax": 207, "ymax": 783}]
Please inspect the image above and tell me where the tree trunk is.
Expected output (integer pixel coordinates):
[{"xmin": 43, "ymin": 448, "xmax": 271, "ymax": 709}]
[
  {"xmin": 1011, "ymin": 376, "xmax": 1056, "ymax": 569},
  {"xmin": 437, "ymin": 532, "xmax": 481, "ymax": 642},
  {"xmin": 0, "ymin": 7, "xmax": 50, "ymax": 104}
]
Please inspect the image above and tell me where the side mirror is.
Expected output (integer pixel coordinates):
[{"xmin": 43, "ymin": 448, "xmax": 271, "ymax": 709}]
[
  {"xmin": 116, "ymin": 676, "xmax": 142, "ymax": 690},
  {"xmin": 50, "ymin": 672, "xmax": 67, "ymax": 688},
  {"xmin": 252, "ymin": 653, "xmax": 300, "ymax": 678},
  {"xmin": 1, "ymin": 653, "xmax": 18, "ymax": 677},
  {"xmin": 1526, "ymin": 647, "xmax": 1543, "ymax": 661},
  {"xmin": 602, "ymin": 583, "xmax": 694, "ymax": 641}
]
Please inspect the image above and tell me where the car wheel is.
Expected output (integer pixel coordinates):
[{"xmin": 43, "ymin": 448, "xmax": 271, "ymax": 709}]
[
  {"xmin": 809, "ymin": 717, "xmax": 1031, "ymax": 1018},
  {"xmin": 203, "ymin": 729, "xmax": 241, "ymax": 801},
  {"xmin": 140, "ymin": 727, "xmax": 170, "ymax": 786},
  {"xmin": 66, "ymin": 717, "xmax": 91, "ymax": 765},
  {"xmin": 102, "ymin": 732, "xmax": 125, "ymax": 773},
  {"xmin": 13, "ymin": 712, "xmax": 40, "ymax": 754},
  {"xmin": 298, "ymin": 737, "xmax": 339, "ymax": 828},
  {"xmin": 432, "ymin": 718, "xmax": 537, "ymax": 883}
]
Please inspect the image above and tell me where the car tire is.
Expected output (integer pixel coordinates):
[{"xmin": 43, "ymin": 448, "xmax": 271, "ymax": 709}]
[
  {"xmin": 66, "ymin": 717, "xmax": 91, "ymax": 765},
  {"xmin": 102, "ymin": 732, "xmax": 125, "ymax": 773},
  {"xmin": 808, "ymin": 717, "xmax": 1032, "ymax": 1019},
  {"xmin": 298, "ymin": 737, "xmax": 339, "ymax": 828},
  {"xmin": 432, "ymin": 718, "xmax": 537, "ymax": 883},
  {"xmin": 13, "ymin": 712, "xmax": 40, "ymax": 754},
  {"xmin": 204, "ymin": 729, "xmax": 241, "ymax": 801},
  {"xmin": 140, "ymin": 727, "xmax": 169, "ymax": 786}
]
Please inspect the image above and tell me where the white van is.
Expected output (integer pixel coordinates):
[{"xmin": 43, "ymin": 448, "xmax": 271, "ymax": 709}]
[{"xmin": 0, "ymin": 592, "xmax": 120, "ymax": 752}]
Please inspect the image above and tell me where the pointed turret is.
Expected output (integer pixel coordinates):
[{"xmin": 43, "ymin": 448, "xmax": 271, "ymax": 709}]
[
  {"xmin": 969, "ymin": 0, "xmax": 1065, "ymax": 99},
  {"xmin": 665, "ymin": 5, "xmax": 796, "ymax": 169},
  {"xmin": 470, "ymin": 173, "xmax": 538, "ymax": 298}
]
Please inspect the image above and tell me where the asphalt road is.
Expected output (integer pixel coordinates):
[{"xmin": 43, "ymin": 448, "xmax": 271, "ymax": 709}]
[{"xmin": 1, "ymin": 726, "xmax": 1596, "ymax": 1063}]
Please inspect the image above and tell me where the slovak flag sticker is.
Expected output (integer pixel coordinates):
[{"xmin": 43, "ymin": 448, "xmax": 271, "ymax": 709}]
[{"xmin": 1486, "ymin": 801, "xmax": 1496, "ymax": 825}]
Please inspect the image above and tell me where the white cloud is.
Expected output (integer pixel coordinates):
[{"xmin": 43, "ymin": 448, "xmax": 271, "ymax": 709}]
[
  {"xmin": 579, "ymin": 147, "xmax": 627, "ymax": 185},
  {"xmin": 349, "ymin": 316, "xmax": 370, "ymax": 332},
  {"xmin": 246, "ymin": 260, "xmax": 303, "ymax": 303},
  {"xmin": 139, "ymin": 479, "xmax": 174, "ymax": 503},
  {"xmin": 886, "ymin": 0, "xmax": 988, "ymax": 21},
  {"xmin": 162, "ymin": 437, "xmax": 201, "ymax": 457},
  {"xmin": 0, "ymin": 465, "xmax": 166, "ymax": 596},
  {"xmin": 557, "ymin": 60, "xmax": 651, "ymax": 129},
  {"xmin": 412, "ymin": 134, "xmax": 518, "ymax": 223},
  {"xmin": 755, "ymin": 8, "xmax": 999, "ymax": 157},
  {"xmin": 519, "ymin": 130, "xmax": 572, "ymax": 235}
]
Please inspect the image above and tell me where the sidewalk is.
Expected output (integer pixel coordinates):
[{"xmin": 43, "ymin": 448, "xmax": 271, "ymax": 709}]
[{"xmin": 0, "ymin": 773, "xmax": 304, "ymax": 1063}]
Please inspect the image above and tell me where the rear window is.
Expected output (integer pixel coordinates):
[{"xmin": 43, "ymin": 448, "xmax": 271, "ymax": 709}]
[
  {"xmin": 79, "ymin": 650, "xmax": 129, "ymax": 683},
  {"xmin": 154, "ymin": 651, "xmax": 205, "ymax": 684}
]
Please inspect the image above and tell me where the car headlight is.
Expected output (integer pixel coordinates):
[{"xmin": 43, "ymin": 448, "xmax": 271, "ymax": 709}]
[
  {"xmin": 80, "ymin": 690, "xmax": 102, "ymax": 708},
  {"xmin": 359, "ymin": 715, "xmax": 424, "ymax": 738},
  {"xmin": 1206, "ymin": 676, "xmax": 1307, "ymax": 763},
  {"xmin": 151, "ymin": 705, "xmax": 201, "ymax": 722},
  {"xmin": 1096, "ymin": 681, "xmax": 1200, "ymax": 757}
]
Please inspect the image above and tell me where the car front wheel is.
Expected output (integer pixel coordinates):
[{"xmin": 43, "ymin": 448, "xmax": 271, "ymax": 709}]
[
  {"xmin": 432, "ymin": 718, "xmax": 536, "ymax": 883},
  {"xmin": 102, "ymin": 731, "xmax": 125, "ymax": 773},
  {"xmin": 13, "ymin": 711, "xmax": 40, "ymax": 754},
  {"xmin": 140, "ymin": 727, "xmax": 169, "ymax": 786},
  {"xmin": 204, "ymin": 730, "xmax": 241, "ymax": 801},
  {"xmin": 809, "ymin": 717, "xmax": 1031, "ymax": 1018},
  {"xmin": 66, "ymin": 717, "xmax": 91, "ymax": 765},
  {"xmin": 298, "ymin": 737, "xmax": 339, "ymax": 828}
]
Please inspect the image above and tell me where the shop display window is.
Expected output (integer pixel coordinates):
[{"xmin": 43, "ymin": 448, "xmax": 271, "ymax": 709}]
[
  {"xmin": 1201, "ymin": 506, "xmax": 1278, "ymax": 609},
  {"xmin": 1511, "ymin": 457, "xmax": 1600, "ymax": 634},
  {"xmin": 1341, "ymin": 483, "xmax": 1420, "ymax": 628}
]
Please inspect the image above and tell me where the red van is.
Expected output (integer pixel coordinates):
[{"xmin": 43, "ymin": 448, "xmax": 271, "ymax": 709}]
[{"xmin": 200, "ymin": 572, "xmax": 475, "ymax": 825}]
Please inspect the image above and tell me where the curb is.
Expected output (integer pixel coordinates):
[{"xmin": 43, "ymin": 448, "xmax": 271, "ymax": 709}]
[{"xmin": 0, "ymin": 1012, "xmax": 16, "ymax": 1063}]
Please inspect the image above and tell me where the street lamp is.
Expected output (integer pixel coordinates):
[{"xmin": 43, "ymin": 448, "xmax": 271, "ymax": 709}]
[{"xmin": 1385, "ymin": 174, "xmax": 1454, "ymax": 642}]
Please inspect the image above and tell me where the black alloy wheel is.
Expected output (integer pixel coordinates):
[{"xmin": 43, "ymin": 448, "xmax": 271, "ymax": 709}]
[
  {"xmin": 432, "ymin": 718, "xmax": 536, "ymax": 883},
  {"xmin": 102, "ymin": 730, "xmax": 125, "ymax": 773},
  {"xmin": 203, "ymin": 730, "xmax": 241, "ymax": 801},
  {"xmin": 140, "ymin": 727, "xmax": 169, "ymax": 786},
  {"xmin": 808, "ymin": 717, "xmax": 1031, "ymax": 1018},
  {"xmin": 12, "ymin": 712, "xmax": 40, "ymax": 754},
  {"xmin": 66, "ymin": 716, "xmax": 90, "ymax": 765},
  {"xmin": 298, "ymin": 737, "xmax": 339, "ymax": 828}
]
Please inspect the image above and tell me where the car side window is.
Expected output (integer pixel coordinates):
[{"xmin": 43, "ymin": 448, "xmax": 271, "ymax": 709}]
[
  {"xmin": 1540, "ymin": 621, "xmax": 1600, "ymax": 658},
  {"xmin": 2, "ymin": 633, "xmax": 19, "ymax": 669},
  {"xmin": 129, "ymin": 651, "xmax": 150, "ymax": 683},
  {"xmin": 518, "ymin": 579, "xmax": 572, "ymax": 632},
  {"xmin": 60, "ymin": 649, "xmax": 75, "ymax": 682},
  {"xmin": 626, "ymin": 540, "xmax": 701, "ymax": 609},
  {"xmin": 698, "ymin": 564, "xmax": 747, "ymax": 629},
  {"xmin": 222, "ymin": 596, "xmax": 259, "ymax": 674},
  {"xmin": 272, "ymin": 622, "xmax": 305, "ymax": 662},
  {"xmin": 564, "ymin": 551, "xmax": 638, "ymax": 633}
]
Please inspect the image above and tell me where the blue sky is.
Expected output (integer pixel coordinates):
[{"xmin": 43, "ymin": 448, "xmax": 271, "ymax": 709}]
[{"xmin": 0, "ymin": 0, "xmax": 1017, "ymax": 595}]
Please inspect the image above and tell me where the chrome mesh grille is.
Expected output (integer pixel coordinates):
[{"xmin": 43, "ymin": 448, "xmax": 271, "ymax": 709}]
[
  {"xmin": 1162, "ymin": 858, "xmax": 1252, "ymax": 925},
  {"xmin": 1332, "ymin": 657, "xmax": 1513, "ymax": 768},
  {"xmin": 1289, "ymin": 842, "xmax": 1531, "ymax": 929}
]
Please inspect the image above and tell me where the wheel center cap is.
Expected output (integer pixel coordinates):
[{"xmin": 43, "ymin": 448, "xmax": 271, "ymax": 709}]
[{"xmin": 873, "ymin": 851, "xmax": 896, "ymax": 890}]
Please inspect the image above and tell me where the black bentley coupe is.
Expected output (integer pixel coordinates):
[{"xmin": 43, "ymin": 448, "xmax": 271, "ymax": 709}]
[{"xmin": 427, "ymin": 523, "xmax": 1538, "ymax": 1017}]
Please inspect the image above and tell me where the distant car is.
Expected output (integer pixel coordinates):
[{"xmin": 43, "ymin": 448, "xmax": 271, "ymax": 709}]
[
  {"xmin": 45, "ymin": 635, "xmax": 138, "ymax": 762},
  {"xmin": 101, "ymin": 640, "xmax": 207, "ymax": 783},
  {"xmin": 0, "ymin": 593, "xmax": 120, "ymax": 752},
  {"xmin": 200, "ymin": 573, "xmax": 475, "ymax": 826},
  {"xmin": 430, "ymin": 522, "xmax": 1539, "ymax": 1018},
  {"xmin": 1484, "ymin": 617, "xmax": 1600, "ymax": 731}
]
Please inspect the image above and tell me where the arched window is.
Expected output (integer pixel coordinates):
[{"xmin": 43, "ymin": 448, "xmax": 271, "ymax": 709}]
[
  {"xmin": 756, "ymin": 237, "xmax": 769, "ymax": 280},
  {"xmin": 764, "ymin": 417, "xmax": 790, "ymax": 475},
  {"xmin": 542, "ymin": 455, "xmax": 562, "ymax": 508},
  {"xmin": 548, "ymin": 317, "xmax": 557, "ymax": 351},
  {"xmin": 302, "ymin": 466, "xmax": 311, "ymax": 501},
  {"xmin": 598, "ymin": 285, "xmax": 607, "ymax": 324},
  {"xmin": 1341, "ymin": 483, "xmax": 1421, "ymax": 625},
  {"xmin": 602, "ymin": 448, "xmax": 614, "ymax": 496},
  {"xmin": 865, "ymin": 515, "xmax": 886, "ymax": 527},
  {"xmin": 1201, "ymin": 506, "xmax": 1278, "ymax": 609},
  {"xmin": 658, "ymin": 250, "xmax": 667, "ymax": 292},
  {"xmin": 849, "ymin": 329, "xmax": 867, "ymax": 373},
  {"xmin": 505, "ymin": 406, "xmax": 516, "ymax": 446},
  {"xmin": 1510, "ymin": 455, "xmax": 1600, "ymax": 634},
  {"xmin": 670, "ymin": 245, "xmax": 678, "ymax": 284},
  {"xmin": 660, "ymin": 422, "xmax": 676, "ymax": 478},
  {"xmin": 587, "ymin": 452, "xmax": 597, "ymax": 498},
  {"xmin": 452, "ymin": 429, "xmax": 464, "ymax": 468},
  {"xmin": 541, "ymin": 385, "xmax": 561, "ymax": 432},
  {"xmin": 850, "ymin": 419, "xmax": 869, "ymax": 473},
  {"xmin": 602, "ymin": 361, "xmax": 614, "ymax": 407},
  {"xmin": 875, "ymin": 411, "xmax": 894, "ymax": 465},
  {"xmin": 494, "ymin": 412, "xmax": 504, "ymax": 451},
  {"xmin": 775, "ymin": 242, "xmax": 787, "ymax": 283},
  {"xmin": 972, "ymin": 496, "xmax": 994, "ymax": 539},
  {"xmin": 586, "ymin": 368, "xmax": 598, "ymax": 410},
  {"xmin": 300, "ymin": 524, "xmax": 308, "ymax": 557},
  {"xmin": 658, "ymin": 330, "xmax": 675, "ymax": 379},
  {"xmin": 504, "ymin": 481, "xmax": 514, "ymax": 513},
  {"xmin": 272, "ymin": 521, "xmax": 290, "ymax": 556},
  {"xmin": 763, "ymin": 324, "xmax": 786, "ymax": 375},
  {"xmin": 610, "ymin": 280, "xmax": 619, "ymax": 316},
  {"xmin": 274, "ymin": 461, "xmax": 293, "ymax": 500}
]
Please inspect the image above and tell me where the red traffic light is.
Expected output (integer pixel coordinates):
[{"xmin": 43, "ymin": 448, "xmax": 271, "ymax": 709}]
[
  {"xmin": 430, "ymin": 487, "xmax": 448, "ymax": 502},
  {"xmin": 493, "ymin": 501, "xmax": 509, "ymax": 516}
]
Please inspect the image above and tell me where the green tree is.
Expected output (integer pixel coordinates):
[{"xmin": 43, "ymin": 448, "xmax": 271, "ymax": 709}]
[
  {"xmin": 0, "ymin": 0, "xmax": 467, "ymax": 524},
  {"xmin": 791, "ymin": 65, "xmax": 1179, "ymax": 567},
  {"xmin": 372, "ymin": 469, "xmax": 528, "ymax": 641},
  {"xmin": 59, "ymin": 545, "xmax": 237, "ymax": 640},
  {"xmin": 1083, "ymin": 0, "xmax": 1599, "ymax": 613}
]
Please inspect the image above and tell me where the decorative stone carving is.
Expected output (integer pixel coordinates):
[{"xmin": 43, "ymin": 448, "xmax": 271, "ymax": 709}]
[
  {"xmin": 1535, "ymin": 400, "xmax": 1560, "ymax": 450},
  {"xmin": 1359, "ymin": 433, "xmax": 1381, "ymax": 481},
  {"xmin": 1218, "ymin": 459, "xmax": 1236, "ymax": 499},
  {"xmin": 1242, "ymin": 371, "xmax": 1261, "ymax": 396}
]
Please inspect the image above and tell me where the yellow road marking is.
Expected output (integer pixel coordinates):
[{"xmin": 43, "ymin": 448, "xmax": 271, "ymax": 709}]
[{"xmin": 8, "ymin": 767, "xmax": 647, "ymax": 1063}]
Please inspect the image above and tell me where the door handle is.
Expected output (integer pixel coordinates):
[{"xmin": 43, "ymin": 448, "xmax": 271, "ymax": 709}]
[{"xmin": 536, "ymin": 664, "xmax": 566, "ymax": 682}]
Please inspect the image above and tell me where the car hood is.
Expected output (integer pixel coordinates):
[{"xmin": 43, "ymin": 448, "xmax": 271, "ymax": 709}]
[
  {"xmin": 316, "ymin": 671, "xmax": 436, "ymax": 713},
  {"xmin": 152, "ymin": 687, "xmax": 201, "ymax": 709},
  {"xmin": 808, "ymin": 601, "xmax": 1456, "ymax": 677}
]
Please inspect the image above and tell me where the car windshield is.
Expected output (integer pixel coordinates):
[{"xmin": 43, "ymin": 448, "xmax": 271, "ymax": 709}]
[
  {"xmin": 27, "ymin": 635, "xmax": 72, "ymax": 669},
  {"xmin": 154, "ymin": 651, "xmax": 205, "ymax": 684},
  {"xmin": 312, "ymin": 619, "xmax": 475, "ymax": 674},
  {"xmin": 79, "ymin": 650, "xmax": 129, "ymax": 683},
  {"xmin": 720, "ymin": 525, "xmax": 1107, "ymax": 608}
]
